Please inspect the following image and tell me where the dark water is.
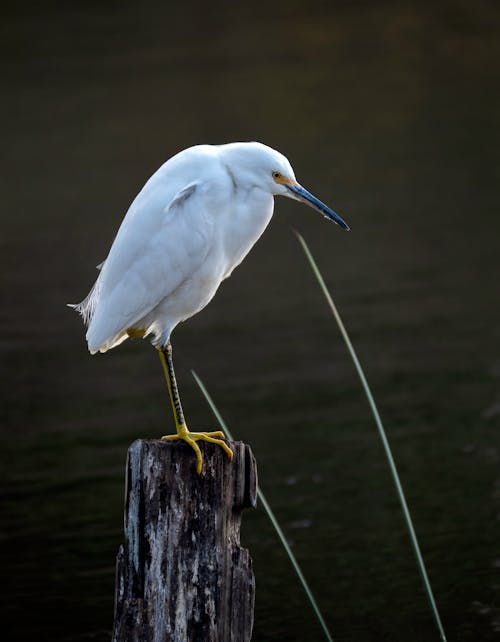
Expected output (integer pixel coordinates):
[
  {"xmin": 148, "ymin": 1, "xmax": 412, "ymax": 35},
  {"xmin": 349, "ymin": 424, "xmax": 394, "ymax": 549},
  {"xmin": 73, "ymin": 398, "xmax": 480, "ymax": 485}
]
[{"xmin": 2, "ymin": 1, "xmax": 500, "ymax": 640}]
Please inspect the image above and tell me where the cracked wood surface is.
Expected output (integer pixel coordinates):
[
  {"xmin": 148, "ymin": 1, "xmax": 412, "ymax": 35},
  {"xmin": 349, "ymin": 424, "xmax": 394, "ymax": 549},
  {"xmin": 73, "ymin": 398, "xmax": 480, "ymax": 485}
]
[{"xmin": 112, "ymin": 439, "xmax": 257, "ymax": 642}]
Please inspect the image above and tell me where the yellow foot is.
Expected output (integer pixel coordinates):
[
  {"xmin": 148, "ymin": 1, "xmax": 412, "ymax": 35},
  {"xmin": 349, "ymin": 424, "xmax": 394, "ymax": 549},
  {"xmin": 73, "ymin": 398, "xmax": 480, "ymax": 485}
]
[{"xmin": 161, "ymin": 426, "xmax": 233, "ymax": 474}]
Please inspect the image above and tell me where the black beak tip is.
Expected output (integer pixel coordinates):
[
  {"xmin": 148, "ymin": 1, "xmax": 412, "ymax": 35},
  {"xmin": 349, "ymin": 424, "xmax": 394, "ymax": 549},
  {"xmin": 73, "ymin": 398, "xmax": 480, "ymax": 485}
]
[{"xmin": 331, "ymin": 216, "xmax": 350, "ymax": 231}]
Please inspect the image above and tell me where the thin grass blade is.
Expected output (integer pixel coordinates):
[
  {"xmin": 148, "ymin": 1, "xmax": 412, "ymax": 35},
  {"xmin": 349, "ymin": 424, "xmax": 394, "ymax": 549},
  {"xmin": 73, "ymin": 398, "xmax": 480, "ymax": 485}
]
[
  {"xmin": 295, "ymin": 232, "xmax": 447, "ymax": 642},
  {"xmin": 191, "ymin": 370, "xmax": 334, "ymax": 642}
]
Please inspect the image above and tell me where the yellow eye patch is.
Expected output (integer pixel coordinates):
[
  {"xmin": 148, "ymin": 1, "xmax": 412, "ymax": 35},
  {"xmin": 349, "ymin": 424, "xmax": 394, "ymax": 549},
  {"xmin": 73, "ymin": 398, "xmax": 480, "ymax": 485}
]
[{"xmin": 272, "ymin": 171, "xmax": 295, "ymax": 185}]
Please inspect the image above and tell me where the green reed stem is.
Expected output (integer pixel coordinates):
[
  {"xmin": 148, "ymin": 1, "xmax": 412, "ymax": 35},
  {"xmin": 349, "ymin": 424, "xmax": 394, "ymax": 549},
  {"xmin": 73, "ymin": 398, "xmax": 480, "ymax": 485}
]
[
  {"xmin": 191, "ymin": 370, "xmax": 334, "ymax": 642},
  {"xmin": 295, "ymin": 232, "xmax": 447, "ymax": 642}
]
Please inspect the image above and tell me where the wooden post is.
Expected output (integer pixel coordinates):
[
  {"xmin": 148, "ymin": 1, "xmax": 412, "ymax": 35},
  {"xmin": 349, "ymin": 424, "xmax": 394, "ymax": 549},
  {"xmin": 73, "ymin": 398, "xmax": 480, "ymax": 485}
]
[{"xmin": 112, "ymin": 439, "xmax": 257, "ymax": 642}]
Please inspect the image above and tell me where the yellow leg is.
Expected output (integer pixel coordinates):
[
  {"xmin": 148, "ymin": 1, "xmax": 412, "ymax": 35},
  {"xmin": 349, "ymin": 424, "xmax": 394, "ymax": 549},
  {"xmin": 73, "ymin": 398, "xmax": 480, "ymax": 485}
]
[{"xmin": 158, "ymin": 343, "xmax": 233, "ymax": 474}]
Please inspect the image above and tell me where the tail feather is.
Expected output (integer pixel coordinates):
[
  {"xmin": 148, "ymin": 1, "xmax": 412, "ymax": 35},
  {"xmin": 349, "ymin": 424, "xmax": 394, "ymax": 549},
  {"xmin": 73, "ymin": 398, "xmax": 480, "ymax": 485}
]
[
  {"xmin": 88, "ymin": 330, "xmax": 129, "ymax": 354},
  {"xmin": 69, "ymin": 267, "xmax": 155, "ymax": 354},
  {"xmin": 67, "ymin": 278, "xmax": 101, "ymax": 326}
]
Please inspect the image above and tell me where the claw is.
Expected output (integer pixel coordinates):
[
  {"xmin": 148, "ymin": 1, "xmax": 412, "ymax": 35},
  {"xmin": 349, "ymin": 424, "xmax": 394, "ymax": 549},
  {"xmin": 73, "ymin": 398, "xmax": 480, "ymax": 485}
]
[{"xmin": 161, "ymin": 427, "xmax": 233, "ymax": 474}]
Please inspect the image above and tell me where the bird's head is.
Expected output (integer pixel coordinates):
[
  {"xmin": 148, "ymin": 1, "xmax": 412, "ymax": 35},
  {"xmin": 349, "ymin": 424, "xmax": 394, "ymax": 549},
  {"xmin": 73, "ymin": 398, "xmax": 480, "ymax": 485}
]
[{"xmin": 220, "ymin": 141, "xmax": 350, "ymax": 231}]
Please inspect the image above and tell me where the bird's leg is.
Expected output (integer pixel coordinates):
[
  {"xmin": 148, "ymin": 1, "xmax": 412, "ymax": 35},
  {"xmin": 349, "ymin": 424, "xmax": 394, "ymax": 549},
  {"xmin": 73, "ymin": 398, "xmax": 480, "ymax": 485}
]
[{"xmin": 158, "ymin": 343, "xmax": 233, "ymax": 474}]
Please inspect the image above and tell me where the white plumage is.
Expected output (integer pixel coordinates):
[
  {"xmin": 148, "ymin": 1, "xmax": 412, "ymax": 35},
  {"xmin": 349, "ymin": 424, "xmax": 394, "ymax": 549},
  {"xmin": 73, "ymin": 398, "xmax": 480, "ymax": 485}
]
[{"xmin": 72, "ymin": 141, "xmax": 348, "ymax": 354}]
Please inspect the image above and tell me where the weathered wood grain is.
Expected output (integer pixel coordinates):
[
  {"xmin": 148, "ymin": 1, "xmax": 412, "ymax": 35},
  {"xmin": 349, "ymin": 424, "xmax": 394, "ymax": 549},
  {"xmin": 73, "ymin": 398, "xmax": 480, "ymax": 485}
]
[{"xmin": 112, "ymin": 439, "xmax": 257, "ymax": 642}]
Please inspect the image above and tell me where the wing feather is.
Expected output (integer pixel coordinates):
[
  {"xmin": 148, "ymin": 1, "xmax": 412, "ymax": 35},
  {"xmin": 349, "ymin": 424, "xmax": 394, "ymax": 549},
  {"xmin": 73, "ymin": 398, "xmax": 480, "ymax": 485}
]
[{"xmin": 84, "ymin": 179, "xmax": 213, "ymax": 352}]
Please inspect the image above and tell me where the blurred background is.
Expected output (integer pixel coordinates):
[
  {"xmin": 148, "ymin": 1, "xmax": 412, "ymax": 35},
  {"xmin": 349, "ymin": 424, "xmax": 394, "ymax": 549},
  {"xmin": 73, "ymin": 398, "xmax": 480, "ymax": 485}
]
[{"xmin": 1, "ymin": 1, "xmax": 499, "ymax": 640}]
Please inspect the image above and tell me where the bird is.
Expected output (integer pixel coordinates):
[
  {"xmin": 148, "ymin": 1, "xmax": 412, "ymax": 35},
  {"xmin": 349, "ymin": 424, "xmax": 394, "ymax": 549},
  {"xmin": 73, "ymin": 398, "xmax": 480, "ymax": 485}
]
[{"xmin": 70, "ymin": 142, "xmax": 349, "ymax": 474}]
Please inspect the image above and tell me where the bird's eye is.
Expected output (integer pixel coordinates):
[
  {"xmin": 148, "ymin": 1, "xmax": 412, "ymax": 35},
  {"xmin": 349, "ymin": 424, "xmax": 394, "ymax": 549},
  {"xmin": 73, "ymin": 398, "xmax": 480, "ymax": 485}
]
[{"xmin": 272, "ymin": 171, "xmax": 281, "ymax": 180}]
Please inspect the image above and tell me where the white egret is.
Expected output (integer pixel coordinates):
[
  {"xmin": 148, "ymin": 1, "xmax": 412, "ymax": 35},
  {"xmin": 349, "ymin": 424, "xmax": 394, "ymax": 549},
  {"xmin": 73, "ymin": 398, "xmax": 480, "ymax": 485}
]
[{"xmin": 71, "ymin": 142, "xmax": 349, "ymax": 473}]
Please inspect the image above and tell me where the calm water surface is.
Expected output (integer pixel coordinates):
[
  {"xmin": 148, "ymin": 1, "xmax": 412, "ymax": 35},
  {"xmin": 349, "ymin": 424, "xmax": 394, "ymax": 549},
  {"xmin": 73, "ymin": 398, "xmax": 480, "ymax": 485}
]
[{"xmin": 1, "ymin": 2, "xmax": 500, "ymax": 640}]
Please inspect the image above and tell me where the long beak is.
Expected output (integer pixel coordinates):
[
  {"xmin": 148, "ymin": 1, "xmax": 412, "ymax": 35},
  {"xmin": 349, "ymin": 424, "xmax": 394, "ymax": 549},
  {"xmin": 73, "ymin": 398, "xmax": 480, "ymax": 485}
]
[{"xmin": 285, "ymin": 183, "xmax": 350, "ymax": 231}]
